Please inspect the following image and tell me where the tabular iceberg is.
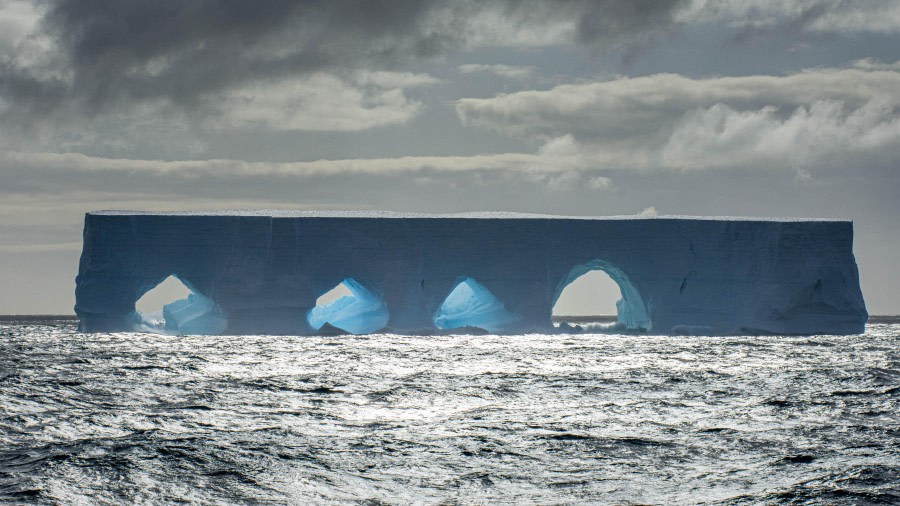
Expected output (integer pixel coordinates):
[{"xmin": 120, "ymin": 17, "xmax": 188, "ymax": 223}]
[{"xmin": 75, "ymin": 211, "xmax": 868, "ymax": 335}]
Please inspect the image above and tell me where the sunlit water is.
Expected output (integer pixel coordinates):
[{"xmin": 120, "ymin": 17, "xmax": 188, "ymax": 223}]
[{"xmin": 1, "ymin": 317, "xmax": 898, "ymax": 504}]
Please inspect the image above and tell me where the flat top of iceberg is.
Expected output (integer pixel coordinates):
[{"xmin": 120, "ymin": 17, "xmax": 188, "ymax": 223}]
[{"xmin": 89, "ymin": 210, "xmax": 848, "ymax": 222}]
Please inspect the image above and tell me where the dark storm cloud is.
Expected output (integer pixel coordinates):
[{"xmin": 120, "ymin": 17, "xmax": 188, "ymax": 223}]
[
  {"xmin": 1, "ymin": 0, "xmax": 690, "ymax": 115},
  {"xmin": 570, "ymin": 0, "xmax": 687, "ymax": 61},
  {"xmin": 35, "ymin": 0, "xmax": 429, "ymax": 108}
]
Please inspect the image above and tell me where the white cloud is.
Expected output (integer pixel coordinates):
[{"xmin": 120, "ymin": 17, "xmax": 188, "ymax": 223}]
[
  {"xmin": 523, "ymin": 171, "xmax": 582, "ymax": 191},
  {"xmin": 587, "ymin": 177, "xmax": 612, "ymax": 190},
  {"xmin": 661, "ymin": 98, "xmax": 900, "ymax": 170},
  {"xmin": 425, "ymin": 3, "xmax": 577, "ymax": 49},
  {"xmin": 457, "ymin": 65, "xmax": 900, "ymax": 137},
  {"xmin": 0, "ymin": 134, "xmax": 617, "ymax": 182},
  {"xmin": 456, "ymin": 63, "xmax": 900, "ymax": 173},
  {"xmin": 0, "ymin": 0, "xmax": 63, "ymax": 83},
  {"xmin": 0, "ymin": 0, "xmax": 42, "ymax": 56},
  {"xmin": 0, "ymin": 149, "xmax": 533, "ymax": 177},
  {"xmin": 0, "ymin": 70, "xmax": 440, "ymax": 153},
  {"xmin": 357, "ymin": 71, "xmax": 441, "ymax": 89},
  {"xmin": 222, "ymin": 71, "xmax": 438, "ymax": 131},
  {"xmin": 681, "ymin": 0, "xmax": 900, "ymax": 34},
  {"xmin": 536, "ymin": 134, "xmax": 580, "ymax": 158},
  {"xmin": 458, "ymin": 63, "xmax": 535, "ymax": 79},
  {"xmin": 853, "ymin": 58, "xmax": 900, "ymax": 71}
]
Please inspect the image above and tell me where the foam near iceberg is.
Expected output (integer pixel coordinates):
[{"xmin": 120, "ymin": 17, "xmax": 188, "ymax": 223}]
[{"xmin": 75, "ymin": 211, "xmax": 868, "ymax": 335}]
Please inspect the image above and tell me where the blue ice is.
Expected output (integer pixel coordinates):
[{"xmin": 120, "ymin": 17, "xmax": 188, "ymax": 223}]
[
  {"xmin": 433, "ymin": 277, "xmax": 519, "ymax": 333},
  {"xmin": 134, "ymin": 276, "xmax": 228, "ymax": 335},
  {"xmin": 161, "ymin": 293, "xmax": 228, "ymax": 335},
  {"xmin": 307, "ymin": 278, "xmax": 389, "ymax": 334},
  {"xmin": 75, "ymin": 212, "xmax": 869, "ymax": 335}
]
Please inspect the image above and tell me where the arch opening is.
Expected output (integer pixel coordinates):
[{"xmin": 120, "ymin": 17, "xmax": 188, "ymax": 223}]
[
  {"xmin": 307, "ymin": 278, "xmax": 389, "ymax": 335},
  {"xmin": 553, "ymin": 270, "xmax": 621, "ymax": 325},
  {"xmin": 553, "ymin": 261, "xmax": 651, "ymax": 331},
  {"xmin": 433, "ymin": 277, "xmax": 519, "ymax": 333},
  {"xmin": 133, "ymin": 275, "xmax": 227, "ymax": 334}
]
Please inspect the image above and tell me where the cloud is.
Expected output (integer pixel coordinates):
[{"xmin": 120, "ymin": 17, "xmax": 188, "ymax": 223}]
[
  {"xmin": 1, "ymin": 0, "xmax": 894, "ymax": 139},
  {"xmin": 0, "ymin": 136, "xmax": 616, "ymax": 195},
  {"xmin": 0, "ymin": 1, "xmax": 689, "ymax": 113},
  {"xmin": 680, "ymin": 0, "xmax": 900, "ymax": 36},
  {"xmin": 661, "ymin": 98, "xmax": 900, "ymax": 170},
  {"xmin": 0, "ymin": 149, "xmax": 528, "ymax": 179},
  {"xmin": 852, "ymin": 58, "xmax": 900, "ymax": 71},
  {"xmin": 458, "ymin": 64, "xmax": 535, "ymax": 80},
  {"xmin": 222, "ymin": 71, "xmax": 437, "ymax": 131},
  {"xmin": 0, "ymin": 0, "xmax": 702, "ymax": 153},
  {"xmin": 0, "ymin": 0, "xmax": 43, "ymax": 56},
  {"xmin": 0, "ymin": 143, "xmax": 618, "ymax": 253},
  {"xmin": 456, "ymin": 63, "xmax": 900, "ymax": 173},
  {"xmin": 588, "ymin": 177, "xmax": 613, "ymax": 190}
]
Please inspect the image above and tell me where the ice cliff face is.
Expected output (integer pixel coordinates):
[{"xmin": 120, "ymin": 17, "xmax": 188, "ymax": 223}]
[{"xmin": 75, "ymin": 211, "xmax": 868, "ymax": 335}]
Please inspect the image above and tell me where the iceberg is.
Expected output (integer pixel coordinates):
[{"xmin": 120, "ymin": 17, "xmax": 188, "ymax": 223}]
[
  {"xmin": 75, "ymin": 211, "xmax": 868, "ymax": 335},
  {"xmin": 160, "ymin": 292, "xmax": 228, "ymax": 335},
  {"xmin": 434, "ymin": 277, "xmax": 520, "ymax": 333},
  {"xmin": 307, "ymin": 278, "xmax": 389, "ymax": 334},
  {"xmin": 131, "ymin": 275, "xmax": 228, "ymax": 334}
]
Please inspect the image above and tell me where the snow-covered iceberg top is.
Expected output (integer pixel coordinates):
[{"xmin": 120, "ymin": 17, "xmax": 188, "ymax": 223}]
[
  {"xmin": 75, "ymin": 211, "xmax": 867, "ymax": 335},
  {"xmin": 89, "ymin": 209, "xmax": 846, "ymax": 222}
]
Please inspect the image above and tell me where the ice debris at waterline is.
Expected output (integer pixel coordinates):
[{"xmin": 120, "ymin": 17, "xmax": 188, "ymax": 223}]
[{"xmin": 74, "ymin": 211, "xmax": 867, "ymax": 335}]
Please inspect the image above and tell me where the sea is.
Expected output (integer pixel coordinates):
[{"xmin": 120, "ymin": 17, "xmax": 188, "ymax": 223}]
[{"xmin": 1, "ymin": 316, "xmax": 898, "ymax": 505}]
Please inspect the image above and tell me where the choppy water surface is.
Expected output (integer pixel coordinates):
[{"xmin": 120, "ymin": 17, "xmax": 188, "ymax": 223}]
[{"xmin": 1, "ymin": 318, "xmax": 899, "ymax": 504}]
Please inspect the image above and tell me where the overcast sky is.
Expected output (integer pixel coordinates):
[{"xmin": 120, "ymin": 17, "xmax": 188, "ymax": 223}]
[{"xmin": 1, "ymin": 0, "xmax": 898, "ymax": 315}]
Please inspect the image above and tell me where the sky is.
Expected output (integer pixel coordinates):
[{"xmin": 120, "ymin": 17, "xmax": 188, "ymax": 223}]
[{"xmin": 0, "ymin": 0, "xmax": 898, "ymax": 315}]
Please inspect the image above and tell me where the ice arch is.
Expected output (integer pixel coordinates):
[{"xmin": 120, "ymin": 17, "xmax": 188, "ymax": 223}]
[
  {"xmin": 133, "ymin": 275, "xmax": 228, "ymax": 334},
  {"xmin": 433, "ymin": 277, "xmax": 520, "ymax": 333},
  {"xmin": 307, "ymin": 278, "xmax": 389, "ymax": 334},
  {"xmin": 553, "ymin": 270, "xmax": 620, "ymax": 317},
  {"xmin": 553, "ymin": 260, "xmax": 651, "ymax": 331}
]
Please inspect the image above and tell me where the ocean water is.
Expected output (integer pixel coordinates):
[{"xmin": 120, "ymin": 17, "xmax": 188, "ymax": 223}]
[{"xmin": 1, "ymin": 317, "xmax": 898, "ymax": 504}]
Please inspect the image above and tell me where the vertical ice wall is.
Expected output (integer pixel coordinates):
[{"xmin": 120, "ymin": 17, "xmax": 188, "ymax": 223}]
[{"xmin": 75, "ymin": 211, "xmax": 868, "ymax": 335}]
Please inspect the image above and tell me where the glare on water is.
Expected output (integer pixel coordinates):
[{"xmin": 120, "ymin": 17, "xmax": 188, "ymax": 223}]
[{"xmin": 1, "ymin": 317, "xmax": 898, "ymax": 504}]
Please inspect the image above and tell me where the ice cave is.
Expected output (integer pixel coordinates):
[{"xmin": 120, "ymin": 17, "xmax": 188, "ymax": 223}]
[{"xmin": 132, "ymin": 274, "xmax": 227, "ymax": 335}]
